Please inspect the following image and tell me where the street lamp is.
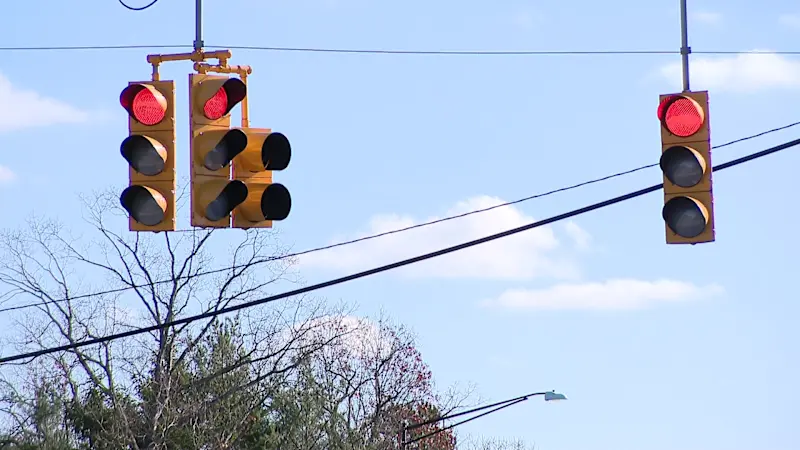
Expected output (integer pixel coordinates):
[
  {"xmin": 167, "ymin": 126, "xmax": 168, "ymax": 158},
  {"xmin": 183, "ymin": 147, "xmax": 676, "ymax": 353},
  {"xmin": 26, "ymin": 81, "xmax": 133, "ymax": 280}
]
[
  {"xmin": 399, "ymin": 390, "xmax": 567, "ymax": 449},
  {"xmin": 544, "ymin": 391, "xmax": 567, "ymax": 401}
]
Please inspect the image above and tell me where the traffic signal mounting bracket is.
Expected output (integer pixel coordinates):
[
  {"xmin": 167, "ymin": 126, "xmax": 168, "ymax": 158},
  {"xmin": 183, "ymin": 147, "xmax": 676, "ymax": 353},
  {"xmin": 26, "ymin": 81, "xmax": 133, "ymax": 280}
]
[
  {"xmin": 121, "ymin": 49, "xmax": 290, "ymax": 233},
  {"xmin": 145, "ymin": 48, "xmax": 251, "ymax": 127}
]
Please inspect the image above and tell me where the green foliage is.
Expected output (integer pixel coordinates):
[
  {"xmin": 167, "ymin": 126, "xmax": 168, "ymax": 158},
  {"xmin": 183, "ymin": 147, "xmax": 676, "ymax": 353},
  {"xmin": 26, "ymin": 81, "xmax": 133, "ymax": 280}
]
[
  {"xmin": 0, "ymin": 380, "xmax": 76, "ymax": 450},
  {"xmin": 0, "ymin": 317, "xmax": 465, "ymax": 450},
  {"xmin": 61, "ymin": 317, "xmax": 282, "ymax": 450}
]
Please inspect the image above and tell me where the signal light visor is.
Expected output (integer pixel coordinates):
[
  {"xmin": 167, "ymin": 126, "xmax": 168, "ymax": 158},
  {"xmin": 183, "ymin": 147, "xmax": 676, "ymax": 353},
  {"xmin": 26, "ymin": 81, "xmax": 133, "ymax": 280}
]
[
  {"xmin": 658, "ymin": 95, "xmax": 705, "ymax": 137},
  {"xmin": 120, "ymin": 84, "xmax": 168, "ymax": 126},
  {"xmin": 262, "ymin": 133, "xmax": 292, "ymax": 171},
  {"xmin": 205, "ymin": 180, "xmax": 248, "ymax": 221},
  {"xmin": 201, "ymin": 78, "xmax": 247, "ymax": 120},
  {"xmin": 234, "ymin": 183, "xmax": 292, "ymax": 224},
  {"xmin": 203, "ymin": 129, "xmax": 248, "ymax": 171},
  {"xmin": 660, "ymin": 146, "xmax": 707, "ymax": 188},
  {"xmin": 121, "ymin": 186, "xmax": 167, "ymax": 226},
  {"xmin": 662, "ymin": 196, "xmax": 710, "ymax": 238},
  {"xmin": 121, "ymin": 135, "xmax": 167, "ymax": 176},
  {"xmin": 261, "ymin": 183, "xmax": 292, "ymax": 221}
]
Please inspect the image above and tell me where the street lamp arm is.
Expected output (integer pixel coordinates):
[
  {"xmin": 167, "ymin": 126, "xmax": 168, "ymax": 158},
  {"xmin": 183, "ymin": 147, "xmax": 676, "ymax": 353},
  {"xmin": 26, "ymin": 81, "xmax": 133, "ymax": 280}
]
[
  {"xmin": 399, "ymin": 390, "xmax": 566, "ymax": 449},
  {"xmin": 404, "ymin": 397, "xmax": 528, "ymax": 447},
  {"xmin": 406, "ymin": 391, "xmax": 548, "ymax": 431}
]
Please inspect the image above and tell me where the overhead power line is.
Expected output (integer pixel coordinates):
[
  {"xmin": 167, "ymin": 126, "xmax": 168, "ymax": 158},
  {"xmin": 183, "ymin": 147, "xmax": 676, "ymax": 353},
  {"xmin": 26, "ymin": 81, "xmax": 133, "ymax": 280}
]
[
  {"xmin": 0, "ymin": 44, "xmax": 799, "ymax": 55},
  {"xmin": 219, "ymin": 47, "xmax": 800, "ymax": 56},
  {"xmin": 118, "ymin": 0, "xmax": 160, "ymax": 11},
  {"xmin": 2, "ymin": 136, "xmax": 799, "ymax": 364},
  {"xmin": 0, "ymin": 44, "xmax": 190, "ymax": 51},
  {"xmin": 0, "ymin": 120, "xmax": 797, "ymax": 315}
]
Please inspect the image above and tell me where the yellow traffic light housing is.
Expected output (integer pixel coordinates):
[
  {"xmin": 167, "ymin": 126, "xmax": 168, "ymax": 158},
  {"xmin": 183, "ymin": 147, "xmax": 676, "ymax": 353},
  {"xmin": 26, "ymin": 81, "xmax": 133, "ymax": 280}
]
[
  {"xmin": 231, "ymin": 128, "xmax": 292, "ymax": 229},
  {"xmin": 119, "ymin": 81, "xmax": 177, "ymax": 232},
  {"xmin": 189, "ymin": 73, "xmax": 248, "ymax": 228},
  {"xmin": 658, "ymin": 91, "xmax": 714, "ymax": 244}
]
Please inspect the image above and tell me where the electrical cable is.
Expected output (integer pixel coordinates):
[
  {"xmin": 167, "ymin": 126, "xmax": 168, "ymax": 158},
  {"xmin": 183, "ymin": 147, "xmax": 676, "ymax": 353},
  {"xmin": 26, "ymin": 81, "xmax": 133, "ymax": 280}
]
[
  {"xmin": 1, "ymin": 44, "xmax": 799, "ymax": 55},
  {"xmin": 406, "ymin": 391, "xmax": 545, "ymax": 430},
  {"xmin": 0, "ymin": 44, "xmax": 189, "ymax": 51},
  {"xmin": 2, "ymin": 135, "xmax": 798, "ymax": 364},
  {"xmin": 165, "ymin": 118, "xmax": 799, "ymax": 235},
  {"xmin": 218, "ymin": 46, "xmax": 800, "ymax": 56},
  {"xmin": 0, "ymin": 120, "xmax": 797, "ymax": 315},
  {"xmin": 406, "ymin": 398, "xmax": 528, "ymax": 446},
  {"xmin": 118, "ymin": 0, "xmax": 160, "ymax": 11}
]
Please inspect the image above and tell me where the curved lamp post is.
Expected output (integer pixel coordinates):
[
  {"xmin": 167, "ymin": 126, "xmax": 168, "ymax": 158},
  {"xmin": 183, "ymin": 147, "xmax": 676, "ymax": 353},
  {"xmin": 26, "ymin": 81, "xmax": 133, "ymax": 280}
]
[{"xmin": 400, "ymin": 390, "xmax": 567, "ymax": 448}]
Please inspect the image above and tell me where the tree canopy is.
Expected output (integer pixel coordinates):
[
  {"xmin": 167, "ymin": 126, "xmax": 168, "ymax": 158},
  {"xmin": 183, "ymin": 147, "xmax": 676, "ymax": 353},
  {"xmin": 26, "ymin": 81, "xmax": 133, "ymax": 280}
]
[{"xmin": 0, "ymin": 190, "xmax": 531, "ymax": 450}]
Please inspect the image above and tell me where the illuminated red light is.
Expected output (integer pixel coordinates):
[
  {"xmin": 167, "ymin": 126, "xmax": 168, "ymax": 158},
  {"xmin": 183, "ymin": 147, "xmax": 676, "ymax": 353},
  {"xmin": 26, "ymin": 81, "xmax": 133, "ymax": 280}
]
[
  {"xmin": 196, "ymin": 78, "xmax": 247, "ymax": 121},
  {"xmin": 657, "ymin": 95, "xmax": 705, "ymax": 137},
  {"xmin": 203, "ymin": 88, "xmax": 229, "ymax": 120},
  {"xmin": 120, "ymin": 84, "xmax": 167, "ymax": 126},
  {"xmin": 131, "ymin": 90, "xmax": 166, "ymax": 125}
]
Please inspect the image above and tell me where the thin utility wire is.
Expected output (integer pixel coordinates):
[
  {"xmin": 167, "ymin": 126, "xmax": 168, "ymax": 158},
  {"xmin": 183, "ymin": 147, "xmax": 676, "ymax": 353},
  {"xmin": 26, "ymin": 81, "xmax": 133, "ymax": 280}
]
[
  {"xmin": 118, "ymin": 0, "xmax": 161, "ymax": 11},
  {"xmin": 218, "ymin": 46, "xmax": 800, "ymax": 56},
  {"xmin": 1, "ymin": 44, "xmax": 799, "ymax": 55},
  {"xmin": 2, "ymin": 135, "xmax": 798, "ymax": 364},
  {"xmin": 406, "ymin": 398, "xmax": 529, "ymax": 446},
  {"xmin": 0, "ymin": 120, "xmax": 797, "ymax": 315},
  {"xmin": 0, "ymin": 44, "xmax": 190, "ymax": 51}
]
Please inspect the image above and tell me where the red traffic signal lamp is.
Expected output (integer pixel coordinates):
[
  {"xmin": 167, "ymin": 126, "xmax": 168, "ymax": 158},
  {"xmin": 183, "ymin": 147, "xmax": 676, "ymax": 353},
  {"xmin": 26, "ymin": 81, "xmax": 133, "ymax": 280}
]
[
  {"xmin": 657, "ymin": 91, "xmax": 714, "ymax": 244},
  {"xmin": 189, "ymin": 74, "xmax": 248, "ymax": 228},
  {"xmin": 119, "ymin": 81, "xmax": 176, "ymax": 232},
  {"xmin": 231, "ymin": 128, "xmax": 292, "ymax": 228},
  {"xmin": 194, "ymin": 77, "xmax": 246, "ymax": 122}
]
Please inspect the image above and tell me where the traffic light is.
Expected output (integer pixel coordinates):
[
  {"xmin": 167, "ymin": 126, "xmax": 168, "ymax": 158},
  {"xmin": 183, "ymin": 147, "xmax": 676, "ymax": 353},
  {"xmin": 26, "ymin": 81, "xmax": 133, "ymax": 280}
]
[
  {"xmin": 189, "ymin": 73, "xmax": 248, "ymax": 228},
  {"xmin": 657, "ymin": 90, "xmax": 714, "ymax": 244},
  {"xmin": 119, "ymin": 81, "xmax": 177, "ymax": 232},
  {"xmin": 231, "ymin": 128, "xmax": 292, "ymax": 228}
]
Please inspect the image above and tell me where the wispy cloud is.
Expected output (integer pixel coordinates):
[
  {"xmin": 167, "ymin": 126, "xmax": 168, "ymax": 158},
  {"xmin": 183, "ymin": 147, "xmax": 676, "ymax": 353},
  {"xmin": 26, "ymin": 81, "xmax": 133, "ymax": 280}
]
[
  {"xmin": 481, "ymin": 279, "xmax": 724, "ymax": 311},
  {"xmin": 563, "ymin": 221, "xmax": 591, "ymax": 250},
  {"xmin": 655, "ymin": 51, "xmax": 800, "ymax": 92},
  {"xmin": 299, "ymin": 195, "xmax": 587, "ymax": 280},
  {"xmin": 303, "ymin": 197, "xmax": 724, "ymax": 313},
  {"xmin": 277, "ymin": 315, "xmax": 394, "ymax": 359},
  {"xmin": 0, "ymin": 72, "xmax": 91, "ymax": 134}
]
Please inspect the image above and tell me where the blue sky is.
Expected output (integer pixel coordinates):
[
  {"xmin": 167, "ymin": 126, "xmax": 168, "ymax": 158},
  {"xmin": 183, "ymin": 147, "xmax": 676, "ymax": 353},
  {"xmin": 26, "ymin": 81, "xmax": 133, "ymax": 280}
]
[{"xmin": 2, "ymin": 0, "xmax": 800, "ymax": 449}]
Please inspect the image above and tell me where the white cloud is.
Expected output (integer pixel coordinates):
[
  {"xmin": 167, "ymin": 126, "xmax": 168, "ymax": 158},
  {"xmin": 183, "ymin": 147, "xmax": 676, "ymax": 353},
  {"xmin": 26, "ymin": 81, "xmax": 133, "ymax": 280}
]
[
  {"xmin": 307, "ymin": 315, "xmax": 385, "ymax": 354},
  {"xmin": 779, "ymin": 14, "xmax": 800, "ymax": 28},
  {"xmin": 656, "ymin": 51, "xmax": 800, "ymax": 92},
  {"xmin": 276, "ymin": 315, "xmax": 393, "ymax": 358},
  {"xmin": 299, "ymin": 195, "xmax": 584, "ymax": 280},
  {"xmin": 0, "ymin": 165, "xmax": 16, "ymax": 184},
  {"xmin": 692, "ymin": 11, "xmax": 722, "ymax": 24},
  {"xmin": 332, "ymin": 316, "xmax": 393, "ymax": 357},
  {"xmin": 300, "ymin": 197, "xmax": 725, "ymax": 313},
  {"xmin": 563, "ymin": 221, "xmax": 591, "ymax": 250},
  {"xmin": 0, "ymin": 72, "xmax": 91, "ymax": 134},
  {"xmin": 480, "ymin": 279, "xmax": 724, "ymax": 311}
]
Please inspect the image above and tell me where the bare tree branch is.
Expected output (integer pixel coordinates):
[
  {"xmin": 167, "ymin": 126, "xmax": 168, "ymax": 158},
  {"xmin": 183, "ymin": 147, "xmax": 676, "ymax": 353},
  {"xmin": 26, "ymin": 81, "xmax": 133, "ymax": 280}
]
[{"xmin": 0, "ymin": 188, "xmax": 348, "ymax": 449}]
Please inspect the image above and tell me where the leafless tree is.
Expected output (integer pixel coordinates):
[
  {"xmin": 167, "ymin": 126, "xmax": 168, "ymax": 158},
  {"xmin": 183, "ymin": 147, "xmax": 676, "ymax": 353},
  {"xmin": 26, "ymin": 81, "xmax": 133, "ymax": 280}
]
[
  {"xmin": 458, "ymin": 436, "xmax": 537, "ymax": 450},
  {"xmin": 269, "ymin": 313, "xmax": 477, "ymax": 450},
  {"xmin": 0, "ymin": 186, "xmax": 353, "ymax": 449}
]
